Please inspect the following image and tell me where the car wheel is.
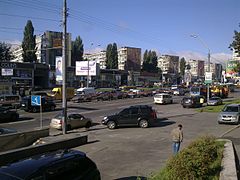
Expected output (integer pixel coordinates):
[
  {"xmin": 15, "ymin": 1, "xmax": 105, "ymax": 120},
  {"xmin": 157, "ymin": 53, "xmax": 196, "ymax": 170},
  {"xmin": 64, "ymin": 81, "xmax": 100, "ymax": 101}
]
[
  {"xmin": 139, "ymin": 119, "xmax": 149, "ymax": 128},
  {"xmin": 107, "ymin": 121, "xmax": 116, "ymax": 129},
  {"xmin": 67, "ymin": 124, "xmax": 71, "ymax": 130},
  {"xmin": 50, "ymin": 106, "xmax": 55, "ymax": 111},
  {"xmin": 85, "ymin": 121, "xmax": 92, "ymax": 128},
  {"xmin": 32, "ymin": 107, "xmax": 37, "ymax": 113},
  {"xmin": 11, "ymin": 114, "xmax": 18, "ymax": 121}
]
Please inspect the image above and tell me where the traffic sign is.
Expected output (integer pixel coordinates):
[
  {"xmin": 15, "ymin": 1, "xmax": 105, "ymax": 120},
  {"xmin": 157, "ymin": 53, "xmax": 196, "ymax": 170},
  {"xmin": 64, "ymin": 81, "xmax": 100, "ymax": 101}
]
[
  {"xmin": 31, "ymin": 96, "xmax": 41, "ymax": 106},
  {"xmin": 205, "ymin": 72, "xmax": 212, "ymax": 84}
]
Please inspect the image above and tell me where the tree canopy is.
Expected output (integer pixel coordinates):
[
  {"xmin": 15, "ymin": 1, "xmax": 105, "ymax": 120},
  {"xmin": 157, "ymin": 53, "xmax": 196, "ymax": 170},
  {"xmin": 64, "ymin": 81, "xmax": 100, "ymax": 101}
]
[
  {"xmin": 229, "ymin": 30, "xmax": 240, "ymax": 57},
  {"xmin": 71, "ymin": 36, "xmax": 84, "ymax": 66},
  {"xmin": 0, "ymin": 42, "xmax": 14, "ymax": 61},
  {"xmin": 180, "ymin": 57, "xmax": 186, "ymax": 77},
  {"xmin": 22, "ymin": 20, "xmax": 36, "ymax": 63},
  {"xmin": 106, "ymin": 43, "xmax": 118, "ymax": 69},
  {"xmin": 142, "ymin": 50, "xmax": 159, "ymax": 73}
]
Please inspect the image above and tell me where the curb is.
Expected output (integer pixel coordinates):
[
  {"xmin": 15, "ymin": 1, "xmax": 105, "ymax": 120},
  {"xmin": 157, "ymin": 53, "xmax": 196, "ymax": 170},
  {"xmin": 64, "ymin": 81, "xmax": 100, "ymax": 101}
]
[{"xmin": 218, "ymin": 139, "xmax": 238, "ymax": 180}]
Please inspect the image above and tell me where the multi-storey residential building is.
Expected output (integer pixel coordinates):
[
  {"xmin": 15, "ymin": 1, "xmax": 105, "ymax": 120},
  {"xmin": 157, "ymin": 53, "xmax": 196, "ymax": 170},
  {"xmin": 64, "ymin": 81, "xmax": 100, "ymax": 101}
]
[
  {"xmin": 204, "ymin": 63, "xmax": 222, "ymax": 81},
  {"xmin": 232, "ymin": 49, "xmax": 240, "ymax": 61},
  {"xmin": 83, "ymin": 51, "xmax": 107, "ymax": 69},
  {"xmin": 187, "ymin": 59, "xmax": 205, "ymax": 81},
  {"xmin": 117, "ymin": 47, "xmax": 141, "ymax": 71},
  {"xmin": 11, "ymin": 46, "xmax": 23, "ymax": 62},
  {"xmin": 157, "ymin": 55, "xmax": 179, "ymax": 84},
  {"xmin": 38, "ymin": 31, "xmax": 72, "ymax": 67}
]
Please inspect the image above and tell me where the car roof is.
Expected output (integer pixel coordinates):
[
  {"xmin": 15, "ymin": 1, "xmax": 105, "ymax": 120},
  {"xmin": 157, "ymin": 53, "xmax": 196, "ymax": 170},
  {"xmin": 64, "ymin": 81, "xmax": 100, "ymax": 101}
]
[
  {"xmin": 225, "ymin": 104, "xmax": 240, "ymax": 107},
  {"xmin": 0, "ymin": 150, "xmax": 86, "ymax": 179},
  {"xmin": 129, "ymin": 105, "xmax": 152, "ymax": 109}
]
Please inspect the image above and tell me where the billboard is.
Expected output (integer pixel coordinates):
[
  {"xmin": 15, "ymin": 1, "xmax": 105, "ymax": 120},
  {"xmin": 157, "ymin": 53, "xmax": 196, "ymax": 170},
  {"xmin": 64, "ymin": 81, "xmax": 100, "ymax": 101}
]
[
  {"xmin": 55, "ymin": 56, "xmax": 62, "ymax": 83},
  {"xmin": 1, "ymin": 68, "xmax": 13, "ymax": 76},
  {"xmin": 226, "ymin": 60, "xmax": 238, "ymax": 77},
  {"xmin": 76, "ymin": 61, "xmax": 96, "ymax": 76}
]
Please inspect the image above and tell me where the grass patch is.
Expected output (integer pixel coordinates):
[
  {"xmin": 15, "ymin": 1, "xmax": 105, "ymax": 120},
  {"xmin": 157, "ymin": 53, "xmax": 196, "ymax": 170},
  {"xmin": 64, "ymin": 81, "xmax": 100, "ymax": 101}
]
[
  {"xmin": 197, "ymin": 98, "xmax": 240, "ymax": 113},
  {"xmin": 149, "ymin": 136, "xmax": 225, "ymax": 180}
]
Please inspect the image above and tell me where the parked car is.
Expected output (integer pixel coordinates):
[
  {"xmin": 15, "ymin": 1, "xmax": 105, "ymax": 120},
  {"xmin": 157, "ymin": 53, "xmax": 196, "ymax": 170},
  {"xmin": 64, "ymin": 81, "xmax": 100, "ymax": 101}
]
[
  {"xmin": 172, "ymin": 88, "xmax": 185, "ymax": 96},
  {"xmin": 0, "ymin": 127, "xmax": 17, "ymax": 135},
  {"xmin": 0, "ymin": 107, "xmax": 19, "ymax": 122},
  {"xmin": 0, "ymin": 149, "xmax": 101, "ymax": 180},
  {"xmin": 154, "ymin": 93, "xmax": 173, "ymax": 104},
  {"xmin": 20, "ymin": 96, "xmax": 56, "ymax": 113},
  {"xmin": 181, "ymin": 95, "xmax": 205, "ymax": 108},
  {"xmin": 207, "ymin": 96, "xmax": 223, "ymax": 106},
  {"xmin": 50, "ymin": 112, "xmax": 92, "ymax": 130},
  {"xmin": 218, "ymin": 104, "xmax": 240, "ymax": 124},
  {"xmin": 102, "ymin": 105, "xmax": 157, "ymax": 129},
  {"xmin": 0, "ymin": 94, "xmax": 21, "ymax": 109},
  {"xmin": 71, "ymin": 94, "xmax": 93, "ymax": 103},
  {"xmin": 96, "ymin": 91, "xmax": 112, "ymax": 101}
]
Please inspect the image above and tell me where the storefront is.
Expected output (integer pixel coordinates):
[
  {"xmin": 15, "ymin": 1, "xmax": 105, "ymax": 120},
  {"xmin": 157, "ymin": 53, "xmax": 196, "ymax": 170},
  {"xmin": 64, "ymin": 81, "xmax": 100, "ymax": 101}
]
[{"xmin": 0, "ymin": 62, "xmax": 49, "ymax": 96}]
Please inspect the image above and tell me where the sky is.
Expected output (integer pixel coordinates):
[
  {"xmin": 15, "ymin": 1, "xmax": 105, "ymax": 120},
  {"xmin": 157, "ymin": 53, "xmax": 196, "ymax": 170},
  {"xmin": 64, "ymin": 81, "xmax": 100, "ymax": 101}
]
[{"xmin": 0, "ymin": 0, "xmax": 239, "ymax": 64}]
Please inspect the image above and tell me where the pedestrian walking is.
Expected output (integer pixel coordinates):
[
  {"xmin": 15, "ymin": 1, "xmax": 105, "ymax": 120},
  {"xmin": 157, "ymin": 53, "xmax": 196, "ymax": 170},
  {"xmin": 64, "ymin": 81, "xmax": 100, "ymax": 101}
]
[{"xmin": 171, "ymin": 124, "xmax": 183, "ymax": 155}]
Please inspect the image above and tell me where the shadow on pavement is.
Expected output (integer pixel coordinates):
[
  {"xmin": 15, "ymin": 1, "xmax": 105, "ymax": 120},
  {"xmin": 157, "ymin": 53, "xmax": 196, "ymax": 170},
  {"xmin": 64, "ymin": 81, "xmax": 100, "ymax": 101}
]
[
  {"xmin": 67, "ymin": 106, "xmax": 99, "ymax": 111},
  {"xmin": 152, "ymin": 120, "xmax": 175, "ymax": 128},
  {"xmin": 114, "ymin": 176, "xmax": 147, "ymax": 180}
]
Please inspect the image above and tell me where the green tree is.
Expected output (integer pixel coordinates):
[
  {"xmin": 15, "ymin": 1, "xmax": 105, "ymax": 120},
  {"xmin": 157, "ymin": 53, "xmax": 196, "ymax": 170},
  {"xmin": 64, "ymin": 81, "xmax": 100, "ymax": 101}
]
[
  {"xmin": 141, "ymin": 49, "xmax": 158, "ymax": 73},
  {"xmin": 106, "ymin": 44, "xmax": 113, "ymax": 69},
  {"xmin": 71, "ymin": 36, "xmax": 84, "ymax": 66},
  {"xmin": 180, "ymin": 57, "xmax": 186, "ymax": 77},
  {"xmin": 229, "ymin": 30, "xmax": 240, "ymax": 57},
  {"xmin": 22, "ymin": 20, "xmax": 36, "ymax": 63},
  {"xmin": 112, "ymin": 43, "xmax": 118, "ymax": 69},
  {"xmin": 0, "ymin": 42, "xmax": 14, "ymax": 61}
]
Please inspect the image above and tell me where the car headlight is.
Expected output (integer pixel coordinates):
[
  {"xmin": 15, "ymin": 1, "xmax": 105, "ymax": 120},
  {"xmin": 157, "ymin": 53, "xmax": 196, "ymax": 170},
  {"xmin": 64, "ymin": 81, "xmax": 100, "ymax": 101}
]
[
  {"xmin": 103, "ymin": 116, "xmax": 108, "ymax": 120},
  {"xmin": 231, "ymin": 116, "xmax": 237, "ymax": 120}
]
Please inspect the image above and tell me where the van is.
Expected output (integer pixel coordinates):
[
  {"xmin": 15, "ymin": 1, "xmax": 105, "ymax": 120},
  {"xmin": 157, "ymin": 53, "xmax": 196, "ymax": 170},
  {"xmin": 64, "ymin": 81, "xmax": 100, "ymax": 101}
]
[
  {"xmin": 48, "ymin": 87, "xmax": 75, "ymax": 100},
  {"xmin": 154, "ymin": 93, "xmax": 173, "ymax": 104},
  {"xmin": 76, "ymin": 87, "xmax": 96, "ymax": 96},
  {"xmin": 0, "ymin": 94, "xmax": 21, "ymax": 109}
]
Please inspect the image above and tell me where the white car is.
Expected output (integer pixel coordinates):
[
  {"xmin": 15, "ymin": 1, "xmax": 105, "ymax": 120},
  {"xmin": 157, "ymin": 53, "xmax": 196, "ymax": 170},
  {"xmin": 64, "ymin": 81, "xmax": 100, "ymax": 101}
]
[{"xmin": 154, "ymin": 93, "xmax": 173, "ymax": 104}]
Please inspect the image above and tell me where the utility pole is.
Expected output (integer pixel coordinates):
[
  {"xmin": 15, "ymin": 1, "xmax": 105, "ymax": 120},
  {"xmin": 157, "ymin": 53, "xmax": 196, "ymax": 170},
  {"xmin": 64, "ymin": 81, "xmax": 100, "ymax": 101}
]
[{"xmin": 62, "ymin": 0, "xmax": 67, "ymax": 134}]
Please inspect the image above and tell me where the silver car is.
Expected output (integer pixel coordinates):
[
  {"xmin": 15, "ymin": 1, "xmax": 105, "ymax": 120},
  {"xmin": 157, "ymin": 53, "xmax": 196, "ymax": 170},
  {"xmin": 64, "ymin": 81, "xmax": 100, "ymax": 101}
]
[
  {"xmin": 207, "ymin": 97, "xmax": 223, "ymax": 106},
  {"xmin": 218, "ymin": 104, "xmax": 240, "ymax": 124},
  {"xmin": 50, "ymin": 113, "xmax": 92, "ymax": 130}
]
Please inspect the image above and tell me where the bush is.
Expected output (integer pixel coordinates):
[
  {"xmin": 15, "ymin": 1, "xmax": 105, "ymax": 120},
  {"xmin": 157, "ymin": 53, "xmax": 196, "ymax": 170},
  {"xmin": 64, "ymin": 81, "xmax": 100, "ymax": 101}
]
[{"xmin": 149, "ymin": 136, "xmax": 224, "ymax": 180}]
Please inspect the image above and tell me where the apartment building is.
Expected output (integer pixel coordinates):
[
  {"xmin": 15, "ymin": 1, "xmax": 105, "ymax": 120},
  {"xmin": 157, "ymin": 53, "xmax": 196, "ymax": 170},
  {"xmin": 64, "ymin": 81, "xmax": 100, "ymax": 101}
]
[
  {"xmin": 117, "ymin": 47, "xmax": 141, "ymax": 71},
  {"xmin": 83, "ymin": 51, "xmax": 107, "ymax": 69},
  {"xmin": 204, "ymin": 63, "xmax": 222, "ymax": 81},
  {"xmin": 187, "ymin": 59, "xmax": 205, "ymax": 81},
  {"xmin": 157, "ymin": 55, "xmax": 179, "ymax": 84},
  {"xmin": 11, "ymin": 46, "xmax": 23, "ymax": 62}
]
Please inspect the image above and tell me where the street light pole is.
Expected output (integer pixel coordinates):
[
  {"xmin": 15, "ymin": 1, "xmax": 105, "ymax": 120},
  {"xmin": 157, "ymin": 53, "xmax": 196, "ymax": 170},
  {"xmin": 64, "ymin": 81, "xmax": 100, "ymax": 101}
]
[{"xmin": 190, "ymin": 34, "xmax": 211, "ymax": 103}]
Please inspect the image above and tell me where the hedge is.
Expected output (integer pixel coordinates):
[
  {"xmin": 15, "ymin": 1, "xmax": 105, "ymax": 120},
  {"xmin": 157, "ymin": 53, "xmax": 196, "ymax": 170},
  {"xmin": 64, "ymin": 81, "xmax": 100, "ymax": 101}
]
[{"xmin": 149, "ymin": 136, "xmax": 225, "ymax": 180}]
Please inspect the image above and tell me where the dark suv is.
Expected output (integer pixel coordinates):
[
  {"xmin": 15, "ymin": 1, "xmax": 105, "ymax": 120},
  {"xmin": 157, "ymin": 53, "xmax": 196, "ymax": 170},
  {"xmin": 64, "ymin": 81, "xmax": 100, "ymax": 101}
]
[
  {"xmin": 0, "ymin": 149, "xmax": 101, "ymax": 180},
  {"xmin": 20, "ymin": 96, "xmax": 56, "ymax": 113},
  {"xmin": 102, "ymin": 105, "xmax": 157, "ymax": 129},
  {"xmin": 181, "ymin": 95, "xmax": 205, "ymax": 108}
]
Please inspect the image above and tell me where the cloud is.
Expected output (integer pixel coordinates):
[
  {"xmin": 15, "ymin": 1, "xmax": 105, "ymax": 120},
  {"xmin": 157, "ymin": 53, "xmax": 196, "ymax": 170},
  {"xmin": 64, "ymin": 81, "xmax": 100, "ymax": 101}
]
[{"xmin": 164, "ymin": 50, "xmax": 232, "ymax": 65}]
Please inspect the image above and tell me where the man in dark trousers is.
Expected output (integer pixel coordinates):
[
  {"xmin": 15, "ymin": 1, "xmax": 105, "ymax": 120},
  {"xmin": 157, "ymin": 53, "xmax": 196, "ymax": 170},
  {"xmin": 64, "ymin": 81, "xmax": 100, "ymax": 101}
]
[{"xmin": 171, "ymin": 124, "xmax": 183, "ymax": 155}]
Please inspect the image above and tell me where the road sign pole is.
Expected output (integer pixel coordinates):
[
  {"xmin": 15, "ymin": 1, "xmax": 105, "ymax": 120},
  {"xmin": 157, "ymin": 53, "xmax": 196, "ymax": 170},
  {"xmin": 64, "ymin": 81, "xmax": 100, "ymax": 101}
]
[{"xmin": 40, "ymin": 96, "xmax": 42, "ymax": 129}]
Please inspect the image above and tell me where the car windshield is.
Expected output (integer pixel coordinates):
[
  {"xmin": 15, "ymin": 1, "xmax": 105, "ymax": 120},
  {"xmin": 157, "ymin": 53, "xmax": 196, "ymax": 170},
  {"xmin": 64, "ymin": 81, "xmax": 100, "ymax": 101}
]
[{"xmin": 222, "ymin": 106, "xmax": 239, "ymax": 112}]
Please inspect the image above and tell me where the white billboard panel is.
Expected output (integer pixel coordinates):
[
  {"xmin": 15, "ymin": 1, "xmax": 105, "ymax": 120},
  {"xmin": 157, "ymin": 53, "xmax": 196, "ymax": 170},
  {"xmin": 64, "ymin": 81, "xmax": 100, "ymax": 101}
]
[
  {"xmin": 76, "ymin": 61, "xmax": 96, "ymax": 76},
  {"xmin": 1, "ymin": 68, "xmax": 13, "ymax": 76}
]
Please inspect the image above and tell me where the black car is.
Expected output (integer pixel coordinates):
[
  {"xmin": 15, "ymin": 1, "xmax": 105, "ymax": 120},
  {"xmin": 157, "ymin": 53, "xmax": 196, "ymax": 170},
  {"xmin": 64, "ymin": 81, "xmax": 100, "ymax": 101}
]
[
  {"xmin": 20, "ymin": 96, "xmax": 56, "ymax": 113},
  {"xmin": 0, "ymin": 107, "xmax": 19, "ymax": 122},
  {"xmin": 0, "ymin": 149, "xmax": 101, "ymax": 180},
  {"xmin": 181, "ymin": 95, "xmax": 205, "ymax": 108},
  {"xmin": 102, "ymin": 105, "xmax": 157, "ymax": 129}
]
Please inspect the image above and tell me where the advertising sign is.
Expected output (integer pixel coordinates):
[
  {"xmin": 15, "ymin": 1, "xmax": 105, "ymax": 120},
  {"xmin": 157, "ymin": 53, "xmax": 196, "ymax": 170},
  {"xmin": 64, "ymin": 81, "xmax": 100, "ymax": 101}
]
[
  {"xmin": 76, "ymin": 61, "xmax": 96, "ymax": 76},
  {"xmin": 55, "ymin": 56, "xmax": 62, "ymax": 83},
  {"xmin": 1, "ymin": 68, "xmax": 13, "ymax": 76},
  {"xmin": 226, "ymin": 60, "xmax": 238, "ymax": 77}
]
